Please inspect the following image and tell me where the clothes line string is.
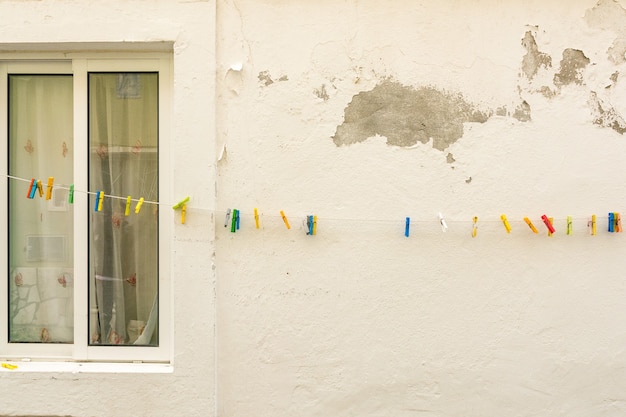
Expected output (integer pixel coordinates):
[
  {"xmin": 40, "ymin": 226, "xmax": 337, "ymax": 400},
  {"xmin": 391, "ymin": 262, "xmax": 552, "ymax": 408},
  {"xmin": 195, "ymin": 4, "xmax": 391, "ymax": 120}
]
[{"xmin": 3, "ymin": 174, "xmax": 620, "ymax": 226}]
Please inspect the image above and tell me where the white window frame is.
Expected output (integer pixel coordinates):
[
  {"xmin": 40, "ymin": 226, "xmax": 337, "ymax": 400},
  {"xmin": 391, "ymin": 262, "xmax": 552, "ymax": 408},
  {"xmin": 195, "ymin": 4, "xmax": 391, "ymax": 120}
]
[{"xmin": 0, "ymin": 53, "xmax": 172, "ymax": 363}]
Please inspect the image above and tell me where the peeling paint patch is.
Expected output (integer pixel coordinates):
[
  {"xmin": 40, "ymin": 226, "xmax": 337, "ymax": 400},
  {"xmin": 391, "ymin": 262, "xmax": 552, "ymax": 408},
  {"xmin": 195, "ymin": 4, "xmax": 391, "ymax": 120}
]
[
  {"xmin": 333, "ymin": 81, "xmax": 489, "ymax": 151},
  {"xmin": 585, "ymin": 0, "xmax": 626, "ymax": 64},
  {"xmin": 589, "ymin": 91, "xmax": 626, "ymax": 134},
  {"xmin": 512, "ymin": 100, "xmax": 532, "ymax": 122},
  {"xmin": 314, "ymin": 84, "xmax": 330, "ymax": 101},
  {"xmin": 521, "ymin": 31, "xmax": 552, "ymax": 79},
  {"xmin": 446, "ymin": 153, "xmax": 455, "ymax": 164},
  {"xmin": 553, "ymin": 49, "xmax": 590, "ymax": 86},
  {"xmin": 258, "ymin": 70, "xmax": 288, "ymax": 87}
]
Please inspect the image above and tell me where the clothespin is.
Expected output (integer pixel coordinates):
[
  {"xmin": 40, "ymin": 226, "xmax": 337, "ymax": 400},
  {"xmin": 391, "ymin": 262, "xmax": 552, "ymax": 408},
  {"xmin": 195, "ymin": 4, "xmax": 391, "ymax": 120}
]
[
  {"xmin": 608, "ymin": 213, "xmax": 615, "ymax": 233},
  {"xmin": 280, "ymin": 210, "xmax": 290, "ymax": 229},
  {"xmin": 68, "ymin": 185, "xmax": 74, "ymax": 204},
  {"xmin": 236, "ymin": 209, "xmax": 240, "ymax": 230},
  {"xmin": 230, "ymin": 209, "xmax": 238, "ymax": 233},
  {"xmin": 567, "ymin": 216, "xmax": 572, "ymax": 235},
  {"xmin": 97, "ymin": 191, "xmax": 104, "ymax": 212},
  {"xmin": 524, "ymin": 217, "xmax": 539, "ymax": 234},
  {"xmin": 26, "ymin": 178, "xmax": 36, "ymax": 199},
  {"xmin": 405, "ymin": 217, "xmax": 410, "ymax": 237},
  {"xmin": 94, "ymin": 191, "xmax": 101, "ymax": 212},
  {"xmin": 541, "ymin": 215, "xmax": 555, "ymax": 234},
  {"xmin": 306, "ymin": 215, "xmax": 314, "ymax": 235},
  {"xmin": 616, "ymin": 213, "xmax": 622, "ymax": 232},
  {"xmin": 36, "ymin": 180, "xmax": 43, "ymax": 197},
  {"xmin": 45, "ymin": 177, "xmax": 54, "ymax": 200},
  {"xmin": 548, "ymin": 217, "xmax": 554, "ymax": 237},
  {"xmin": 313, "ymin": 215, "xmax": 317, "ymax": 235},
  {"xmin": 1, "ymin": 363, "xmax": 17, "ymax": 370},
  {"xmin": 472, "ymin": 216, "xmax": 478, "ymax": 238},
  {"xmin": 224, "ymin": 209, "xmax": 231, "ymax": 227},
  {"xmin": 181, "ymin": 204, "xmax": 187, "ymax": 224},
  {"xmin": 589, "ymin": 214, "xmax": 597, "ymax": 235},
  {"xmin": 125, "ymin": 196, "xmax": 132, "ymax": 216},
  {"xmin": 438, "ymin": 212, "xmax": 448, "ymax": 232},
  {"xmin": 254, "ymin": 208, "xmax": 260, "ymax": 229},
  {"xmin": 172, "ymin": 196, "xmax": 189, "ymax": 210},
  {"xmin": 500, "ymin": 214, "xmax": 511, "ymax": 233},
  {"xmin": 134, "ymin": 197, "xmax": 144, "ymax": 214}
]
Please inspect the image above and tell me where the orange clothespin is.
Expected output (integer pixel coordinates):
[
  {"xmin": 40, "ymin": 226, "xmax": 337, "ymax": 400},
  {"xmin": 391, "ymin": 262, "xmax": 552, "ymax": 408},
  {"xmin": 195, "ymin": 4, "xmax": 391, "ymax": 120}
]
[
  {"xmin": 500, "ymin": 214, "xmax": 511, "ymax": 233},
  {"xmin": 524, "ymin": 217, "xmax": 539, "ymax": 234},
  {"xmin": 45, "ymin": 177, "xmax": 54, "ymax": 200},
  {"xmin": 26, "ymin": 178, "xmax": 36, "ymax": 199},
  {"xmin": 616, "ymin": 213, "xmax": 622, "ymax": 232},
  {"xmin": 280, "ymin": 210, "xmax": 290, "ymax": 229}
]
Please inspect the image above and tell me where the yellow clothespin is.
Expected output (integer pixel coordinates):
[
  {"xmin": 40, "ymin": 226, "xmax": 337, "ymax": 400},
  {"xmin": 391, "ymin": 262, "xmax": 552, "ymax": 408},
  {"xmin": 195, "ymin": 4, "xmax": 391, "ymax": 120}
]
[
  {"xmin": 524, "ymin": 217, "xmax": 539, "ymax": 233},
  {"xmin": 313, "ymin": 215, "xmax": 317, "ymax": 235},
  {"xmin": 181, "ymin": 204, "xmax": 187, "ymax": 224},
  {"xmin": 589, "ymin": 214, "xmax": 596, "ymax": 236},
  {"xmin": 36, "ymin": 180, "xmax": 43, "ymax": 197},
  {"xmin": 280, "ymin": 210, "xmax": 291, "ymax": 229},
  {"xmin": 125, "ymin": 196, "xmax": 132, "ymax": 216},
  {"xmin": 472, "ymin": 216, "xmax": 478, "ymax": 238},
  {"xmin": 567, "ymin": 216, "xmax": 573, "ymax": 235},
  {"xmin": 97, "ymin": 191, "xmax": 104, "ymax": 212},
  {"xmin": 500, "ymin": 214, "xmax": 511, "ymax": 233},
  {"xmin": 548, "ymin": 217, "xmax": 554, "ymax": 237},
  {"xmin": 135, "ymin": 197, "xmax": 144, "ymax": 214},
  {"xmin": 254, "ymin": 208, "xmax": 260, "ymax": 229},
  {"xmin": 45, "ymin": 177, "xmax": 54, "ymax": 200},
  {"xmin": 1, "ymin": 363, "xmax": 17, "ymax": 370}
]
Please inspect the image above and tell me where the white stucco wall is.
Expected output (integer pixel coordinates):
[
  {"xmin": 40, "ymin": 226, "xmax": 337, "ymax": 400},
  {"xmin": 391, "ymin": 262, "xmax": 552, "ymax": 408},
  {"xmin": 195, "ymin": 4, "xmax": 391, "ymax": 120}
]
[
  {"xmin": 0, "ymin": 1, "xmax": 216, "ymax": 417},
  {"xmin": 216, "ymin": 1, "xmax": 626, "ymax": 416},
  {"xmin": 2, "ymin": 0, "xmax": 626, "ymax": 416}
]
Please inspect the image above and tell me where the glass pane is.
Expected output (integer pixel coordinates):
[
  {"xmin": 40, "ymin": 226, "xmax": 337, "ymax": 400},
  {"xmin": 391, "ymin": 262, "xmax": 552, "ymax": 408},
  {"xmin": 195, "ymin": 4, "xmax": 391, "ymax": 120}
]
[
  {"xmin": 8, "ymin": 75, "xmax": 74, "ymax": 343},
  {"xmin": 88, "ymin": 73, "xmax": 158, "ymax": 346}
]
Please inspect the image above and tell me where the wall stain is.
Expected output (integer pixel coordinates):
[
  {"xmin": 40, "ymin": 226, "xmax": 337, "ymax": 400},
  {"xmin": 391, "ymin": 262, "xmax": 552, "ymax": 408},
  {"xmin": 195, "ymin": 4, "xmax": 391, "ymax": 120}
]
[
  {"xmin": 258, "ymin": 70, "xmax": 288, "ymax": 87},
  {"xmin": 553, "ymin": 49, "xmax": 590, "ymax": 86},
  {"xmin": 512, "ymin": 100, "xmax": 532, "ymax": 121},
  {"xmin": 446, "ymin": 153, "xmax": 455, "ymax": 164},
  {"xmin": 521, "ymin": 31, "xmax": 552, "ymax": 80},
  {"xmin": 314, "ymin": 84, "xmax": 330, "ymax": 101},
  {"xmin": 333, "ymin": 80, "xmax": 490, "ymax": 151},
  {"xmin": 589, "ymin": 91, "xmax": 626, "ymax": 134}
]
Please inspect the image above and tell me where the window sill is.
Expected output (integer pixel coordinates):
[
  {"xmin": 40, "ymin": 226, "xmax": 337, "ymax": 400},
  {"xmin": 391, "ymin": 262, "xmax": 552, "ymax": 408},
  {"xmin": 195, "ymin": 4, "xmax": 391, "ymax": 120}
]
[{"xmin": 0, "ymin": 360, "xmax": 173, "ymax": 374}]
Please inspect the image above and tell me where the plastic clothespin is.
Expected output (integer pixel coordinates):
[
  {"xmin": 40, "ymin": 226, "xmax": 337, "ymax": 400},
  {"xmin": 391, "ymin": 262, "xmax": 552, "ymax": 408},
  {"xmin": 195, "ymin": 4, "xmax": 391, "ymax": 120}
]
[
  {"xmin": 97, "ymin": 191, "xmax": 104, "ymax": 212},
  {"xmin": 280, "ymin": 210, "xmax": 290, "ymax": 229},
  {"xmin": 94, "ymin": 191, "xmax": 101, "ymax": 212},
  {"xmin": 254, "ymin": 208, "xmax": 260, "ymax": 229},
  {"xmin": 589, "ymin": 214, "xmax": 597, "ymax": 236},
  {"xmin": 438, "ymin": 212, "xmax": 448, "ymax": 233},
  {"xmin": 313, "ymin": 215, "xmax": 317, "ymax": 235},
  {"xmin": 500, "ymin": 214, "xmax": 511, "ymax": 233},
  {"xmin": 405, "ymin": 217, "xmax": 410, "ymax": 238},
  {"xmin": 135, "ymin": 197, "xmax": 144, "ymax": 214},
  {"xmin": 567, "ymin": 216, "xmax": 572, "ymax": 235},
  {"xmin": 181, "ymin": 204, "xmax": 187, "ymax": 224},
  {"xmin": 224, "ymin": 209, "xmax": 231, "ymax": 227},
  {"xmin": 26, "ymin": 179, "xmax": 36, "ymax": 199},
  {"xmin": 306, "ymin": 215, "xmax": 313, "ymax": 235},
  {"xmin": 524, "ymin": 217, "xmax": 539, "ymax": 234},
  {"xmin": 472, "ymin": 216, "xmax": 478, "ymax": 238},
  {"xmin": 68, "ymin": 185, "xmax": 74, "ymax": 204},
  {"xmin": 36, "ymin": 180, "xmax": 43, "ymax": 197},
  {"xmin": 616, "ymin": 213, "xmax": 622, "ymax": 232},
  {"xmin": 125, "ymin": 196, "xmax": 132, "ymax": 216},
  {"xmin": 548, "ymin": 217, "xmax": 554, "ymax": 237},
  {"xmin": 608, "ymin": 213, "xmax": 615, "ymax": 233},
  {"xmin": 45, "ymin": 177, "xmax": 54, "ymax": 200},
  {"xmin": 1, "ymin": 363, "xmax": 17, "ymax": 370},
  {"xmin": 230, "ymin": 209, "xmax": 238, "ymax": 233},
  {"xmin": 172, "ymin": 196, "xmax": 190, "ymax": 210},
  {"xmin": 541, "ymin": 214, "xmax": 555, "ymax": 235},
  {"xmin": 236, "ymin": 209, "xmax": 240, "ymax": 230}
]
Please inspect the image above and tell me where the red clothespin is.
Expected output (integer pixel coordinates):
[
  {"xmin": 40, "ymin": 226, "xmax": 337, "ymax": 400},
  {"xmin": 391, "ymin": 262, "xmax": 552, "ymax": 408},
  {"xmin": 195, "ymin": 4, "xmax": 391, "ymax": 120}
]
[{"xmin": 541, "ymin": 214, "xmax": 555, "ymax": 234}]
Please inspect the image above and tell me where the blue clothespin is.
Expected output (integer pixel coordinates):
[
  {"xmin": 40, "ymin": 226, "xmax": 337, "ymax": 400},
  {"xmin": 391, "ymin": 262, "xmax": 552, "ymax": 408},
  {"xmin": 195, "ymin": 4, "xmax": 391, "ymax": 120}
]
[
  {"xmin": 405, "ymin": 217, "xmax": 410, "ymax": 237},
  {"xmin": 308, "ymin": 215, "xmax": 314, "ymax": 235},
  {"xmin": 609, "ymin": 212, "xmax": 615, "ymax": 233},
  {"xmin": 235, "ymin": 209, "xmax": 240, "ymax": 230},
  {"xmin": 94, "ymin": 191, "xmax": 101, "ymax": 212}
]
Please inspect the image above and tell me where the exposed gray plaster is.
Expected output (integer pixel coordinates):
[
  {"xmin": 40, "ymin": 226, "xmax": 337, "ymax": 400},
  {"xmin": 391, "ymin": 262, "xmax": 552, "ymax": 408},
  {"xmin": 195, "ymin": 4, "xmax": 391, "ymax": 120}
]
[
  {"xmin": 333, "ymin": 80, "xmax": 490, "ymax": 151},
  {"xmin": 553, "ymin": 49, "xmax": 590, "ymax": 86},
  {"xmin": 589, "ymin": 91, "xmax": 626, "ymax": 134},
  {"xmin": 521, "ymin": 31, "xmax": 552, "ymax": 79},
  {"xmin": 512, "ymin": 100, "xmax": 532, "ymax": 121}
]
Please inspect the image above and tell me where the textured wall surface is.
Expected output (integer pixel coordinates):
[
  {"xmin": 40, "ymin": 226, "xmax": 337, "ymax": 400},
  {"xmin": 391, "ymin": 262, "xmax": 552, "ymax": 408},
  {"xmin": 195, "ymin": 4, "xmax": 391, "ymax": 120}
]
[{"xmin": 216, "ymin": 1, "xmax": 626, "ymax": 416}]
